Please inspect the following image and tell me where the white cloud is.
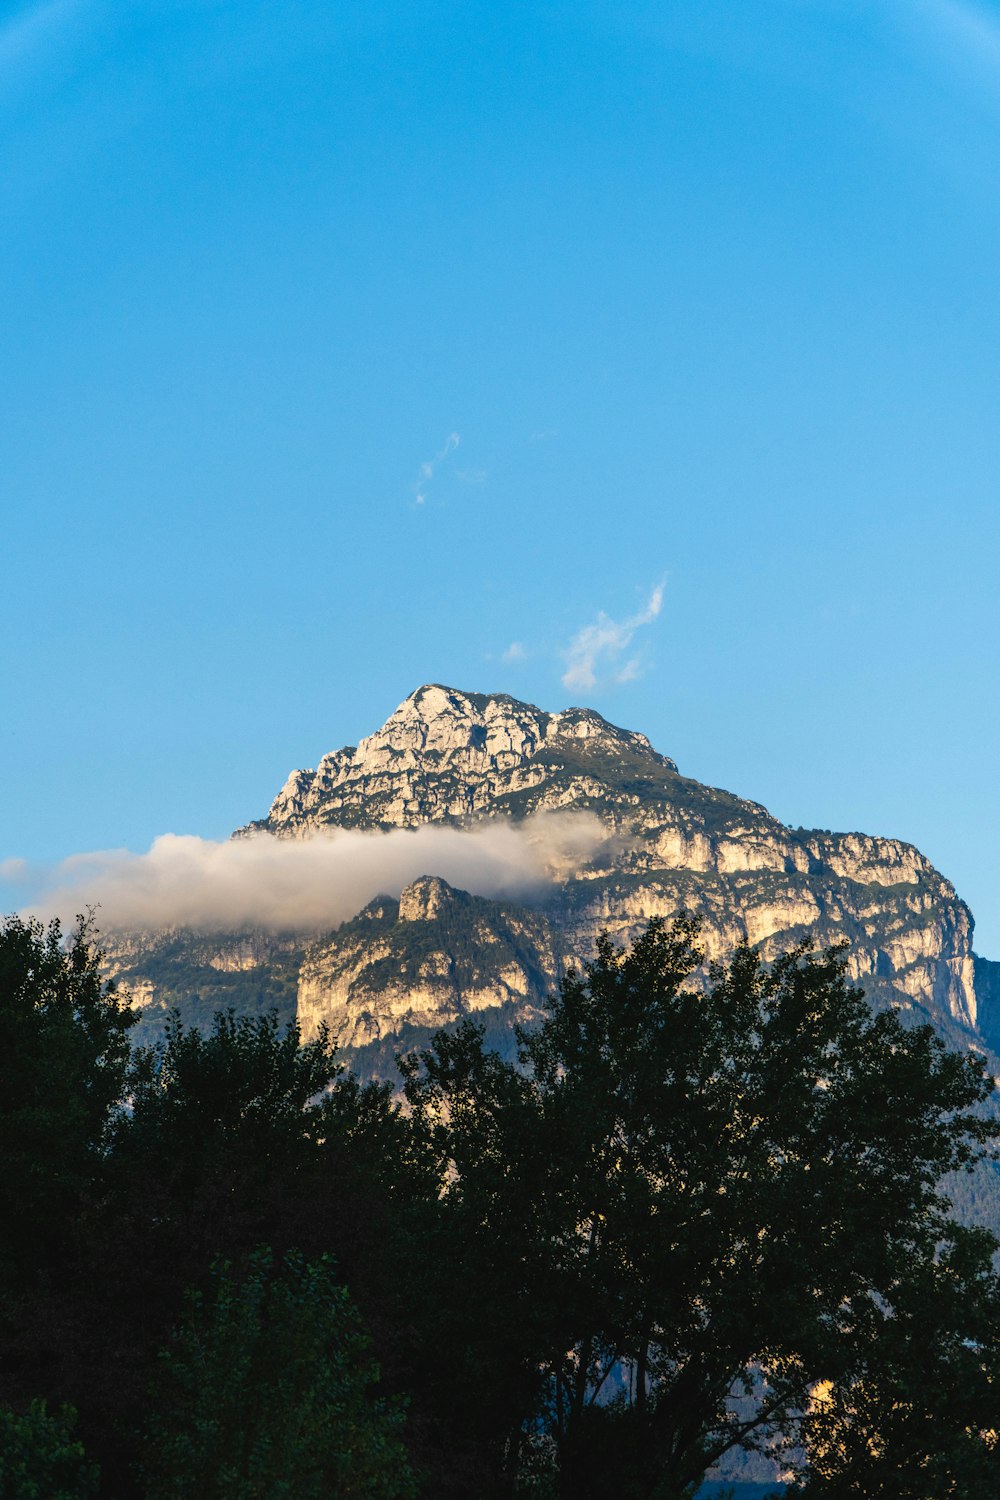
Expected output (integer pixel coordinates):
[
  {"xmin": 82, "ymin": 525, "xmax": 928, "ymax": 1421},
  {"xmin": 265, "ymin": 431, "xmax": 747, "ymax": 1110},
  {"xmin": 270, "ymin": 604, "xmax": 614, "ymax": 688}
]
[
  {"xmin": 24, "ymin": 812, "xmax": 609, "ymax": 934},
  {"xmin": 414, "ymin": 431, "xmax": 460, "ymax": 505},
  {"xmin": 502, "ymin": 641, "xmax": 526, "ymax": 663},
  {"xmin": 561, "ymin": 583, "xmax": 664, "ymax": 694}
]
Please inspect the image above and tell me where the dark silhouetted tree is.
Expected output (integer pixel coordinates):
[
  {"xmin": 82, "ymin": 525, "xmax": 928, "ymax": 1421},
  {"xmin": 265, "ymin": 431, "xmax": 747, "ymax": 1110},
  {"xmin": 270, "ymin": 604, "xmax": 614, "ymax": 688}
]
[
  {"xmin": 405, "ymin": 916, "xmax": 1000, "ymax": 1497},
  {"xmin": 143, "ymin": 1248, "xmax": 416, "ymax": 1500},
  {"xmin": 0, "ymin": 1401, "xmax": 99, "ymax": 1500},
  {"xmin": 0, "ymin": 913, "xmax": 136, "ymax": 1281}
]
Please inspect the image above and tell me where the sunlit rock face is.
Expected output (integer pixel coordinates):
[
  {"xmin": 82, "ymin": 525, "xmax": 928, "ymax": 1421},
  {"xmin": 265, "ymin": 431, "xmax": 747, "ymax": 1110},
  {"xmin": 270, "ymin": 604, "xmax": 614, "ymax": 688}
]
[
  {"xmin": 101, "ymin": 928, "xmax": 306, "ymax": 1045},
  {"xmin": 296, "ymin": 876, "xmax": 562, "ymax": 1047},
  {"xmin": 235, "ymin": 686, "xmax": 979, "ymax": 1042},
  {"xmin": 241, "ymin": 685, "xmax": 672, "ymax": 836},
  {"xmin": 100, "ymin": 683, "xmax": 982, "ymax": 1054}
]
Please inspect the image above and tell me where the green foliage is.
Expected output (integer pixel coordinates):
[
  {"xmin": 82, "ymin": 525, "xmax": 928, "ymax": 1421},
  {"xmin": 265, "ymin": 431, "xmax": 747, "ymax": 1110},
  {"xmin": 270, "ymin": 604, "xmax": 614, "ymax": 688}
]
[
  {"xmin": 65, "ymin": 1003, "xmax": 434, "ymax": 1496},
  {"xmin": 0, "ymin": 1401, "xmax": 98, "ymax": 1499},
  {"xmin": 346, "ymin": 999, "xmax": 527, "ymax": 1084},
  {"xmin": 404, "ymin": 916, "xmax": 1000, "ymax": 1498},
  {"xmin": 106, "ymin": 1009, "xmax": 347, "ymax": 1355},
  {"xmin": 3, "ymin": 901, "xmax": 997, "ymax": 1499},
  {"xmin": 792, "ymin": 1223, "xmax": 1000, "ymax": 1498},
  {"xmin": 0, "ymin": 913, "xmax": 136, "ymax": 1277},
  {"xmin": 143, "ymin": 1248, "xmax": 416, "ymax": 1500},
  {"xmin": 123, "ymin": 1008, "xmax": 340, "ymax": 1164}
]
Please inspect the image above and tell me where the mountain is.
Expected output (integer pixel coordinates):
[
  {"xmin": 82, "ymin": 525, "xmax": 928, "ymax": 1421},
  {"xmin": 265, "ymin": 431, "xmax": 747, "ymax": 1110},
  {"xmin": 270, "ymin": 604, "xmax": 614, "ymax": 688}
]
[
  {"xmin": 297, "ymin": 876, "xmax": 562, "ymax": 1049},
  {"xmin": 101, "ymin": 686, "xmax": 1000, "ymax": 1493},
  {"xmin": 112, "ymin": 683, "xmax": 993, "ymax": 1073}
]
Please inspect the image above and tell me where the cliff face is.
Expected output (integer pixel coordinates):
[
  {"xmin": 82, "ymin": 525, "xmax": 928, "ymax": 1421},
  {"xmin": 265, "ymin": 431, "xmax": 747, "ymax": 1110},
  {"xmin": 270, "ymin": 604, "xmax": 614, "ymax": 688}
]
[
  {"xmin": 102, "ymin": 928, "xmax": 304, "ymax": 1044},
  {"xmin": 239, "ymin": 684, "xmax": 675, "ymax": 835},
  {"xmin": 297, "ymin": 876, "xmax": 561, "ymax": 1048},
  {"xmin": 236, "ymin": 685, "xmax": 978, "ymax": 1042}
]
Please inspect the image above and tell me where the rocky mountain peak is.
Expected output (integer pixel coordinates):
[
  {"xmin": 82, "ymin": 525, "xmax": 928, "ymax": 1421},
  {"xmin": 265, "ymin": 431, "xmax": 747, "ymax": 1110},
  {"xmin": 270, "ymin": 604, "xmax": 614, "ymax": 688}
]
[
  {"xmin": 352, "ymin": 685, "xmax": 667, "ymax": 774},
  {"xmin": 296, "ymin": 871, "xmax": 562, "ymax": 1046},
  {"xmin": 248, "ymin": 685, "xmax": 676, "ymax": 837},
  {"xmin": 219, "ymin": 684, "xmax": 985, "ymax": 1038},
  {"xmin": 398, "ymin": 875, "xmax": 456, "ymax": 923},
  {"xmin": 354, "ymin": 684, "xmax": 553, "ymax": 769},
  {"xmin": 111, "ymin": 683, "xmax": 995, "ymax": 1073}
]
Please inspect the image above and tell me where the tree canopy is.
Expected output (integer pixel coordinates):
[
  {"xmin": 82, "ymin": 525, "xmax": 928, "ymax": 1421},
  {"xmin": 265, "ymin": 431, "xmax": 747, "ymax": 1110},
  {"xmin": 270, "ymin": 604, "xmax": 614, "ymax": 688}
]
[
  {"xmin": 143, "ymin": 1248, "xmax": 415, "ymax": 1500},
  {"xmin": 1, "ymin": 909, "xmax": 998, "ymax": 1497},
  {"xmin": 0, "ymin": 913, "xmax": 136, "ymax": 1280},
  {"xmin": 403, "ymin": 916, "xmax": 1000, "ymax": 1496}
]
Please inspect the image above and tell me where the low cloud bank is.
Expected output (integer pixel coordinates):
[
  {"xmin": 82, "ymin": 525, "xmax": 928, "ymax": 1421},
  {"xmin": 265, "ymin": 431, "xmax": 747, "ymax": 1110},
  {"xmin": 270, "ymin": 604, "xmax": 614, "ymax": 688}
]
[{"xmin": 25, "ymin": 812, "xmax": 608, "ymax": 934}]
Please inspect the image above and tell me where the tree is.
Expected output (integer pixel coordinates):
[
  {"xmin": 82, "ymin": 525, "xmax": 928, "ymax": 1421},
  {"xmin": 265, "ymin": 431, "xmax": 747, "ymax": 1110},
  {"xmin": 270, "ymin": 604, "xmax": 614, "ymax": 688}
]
[
  {"xmin": 795, "ymin": 1222, "xmax": 1000, "ymax": 1498},
  {"xmin": 403, "ymin": 916, "xmax": 1000, "ymax": 1498},
  {"xmin": 0, "ymin": 1401, "xmax": 98, "ymax": 1500},
  {"xmin": 142, "ymin": 1248, "xmax": 416, "ymax": 1500},
  {"xmin": 0, "ymin": 913, "xmax": 136, "ymax": 1280},
  {"xmin": 111, "ymin": 1007, "xmax": 346, "ymax": 1280},
  {"xmin": 58, "ymin": 1009, "xmax": 345, "ymax": 1491},
  {"xmin": 75, "ymin": 1007, "xmax": 435, "ymax": 1497},
  {"xmin": 123, "ymin": 1007, "xmax": 341, "ymax": 1169}
]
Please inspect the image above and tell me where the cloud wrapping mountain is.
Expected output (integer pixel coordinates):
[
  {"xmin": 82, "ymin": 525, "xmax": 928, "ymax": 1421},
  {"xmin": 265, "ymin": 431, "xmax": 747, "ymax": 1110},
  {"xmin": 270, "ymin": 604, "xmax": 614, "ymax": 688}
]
[{"xmin": 27, "ymin": 811, "xmax": 607, "ymax": 934}]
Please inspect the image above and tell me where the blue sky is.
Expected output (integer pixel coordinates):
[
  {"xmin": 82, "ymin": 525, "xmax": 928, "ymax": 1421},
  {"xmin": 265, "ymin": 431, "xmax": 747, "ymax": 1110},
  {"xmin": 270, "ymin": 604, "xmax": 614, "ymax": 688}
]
[{"xmin": 1, "ymin": 0, "xmax": 999, "ymax": 953}]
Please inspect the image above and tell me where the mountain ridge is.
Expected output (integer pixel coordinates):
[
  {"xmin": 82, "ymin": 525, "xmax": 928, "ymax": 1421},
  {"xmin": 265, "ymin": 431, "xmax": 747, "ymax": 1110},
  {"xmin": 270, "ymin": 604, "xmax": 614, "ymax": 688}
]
[
  {"xmin": 236, "ymin": 684, "xmax": 979, "ymax": 1038},
  {"xmin": 112, "ymin": 683, "xmax": 986, "ymax": 1059}
]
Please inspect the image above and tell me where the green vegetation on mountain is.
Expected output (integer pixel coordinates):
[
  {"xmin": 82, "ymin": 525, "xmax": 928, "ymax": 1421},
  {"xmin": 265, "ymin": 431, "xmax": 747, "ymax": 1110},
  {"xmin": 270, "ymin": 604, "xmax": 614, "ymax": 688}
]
[
  {"xmin": 329, "ymin": 887, "xmax": 556, "ymax": 1006},
  {"xmin": 295, "ymin": 881, "xmax": 562, "ymax": 1050},
  {"xmin": 110, "ymin": 933, "xmax": 304, "ymax": 1042},
  {"xmin": 976, "ymin": 956, "xmax": 1000, "ymax": 1054}
]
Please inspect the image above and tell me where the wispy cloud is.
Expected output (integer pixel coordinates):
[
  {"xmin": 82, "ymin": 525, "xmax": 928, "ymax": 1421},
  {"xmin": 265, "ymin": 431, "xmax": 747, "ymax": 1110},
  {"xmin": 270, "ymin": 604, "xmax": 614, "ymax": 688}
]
[
  {"xmin": 562, "ymin": 582, "xmax": 664, "ymax": 694},
  {"xmin": 413, "ymin": 431, "xmax": 460, "ymax": 506},
  {"xmin": 22, "ymin": 813, "xmax": 609, "ymax": 933},
  {"xmin": 502, "ymin": 641, "xmax": 526, "ymax": 664}
]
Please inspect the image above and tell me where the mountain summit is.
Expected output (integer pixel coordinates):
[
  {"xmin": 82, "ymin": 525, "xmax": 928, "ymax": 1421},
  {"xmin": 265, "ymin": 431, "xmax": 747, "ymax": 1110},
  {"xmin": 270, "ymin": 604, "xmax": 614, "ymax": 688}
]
[{"xmin": 242, "ymin": 683, "xmax": 676, "ymax": 836}]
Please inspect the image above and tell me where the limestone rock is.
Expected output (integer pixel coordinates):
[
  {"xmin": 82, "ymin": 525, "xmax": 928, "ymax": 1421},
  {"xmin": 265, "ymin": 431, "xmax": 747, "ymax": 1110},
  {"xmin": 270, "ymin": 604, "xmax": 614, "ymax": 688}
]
[
  {"xmin": 123, "ymin": 684, "xmax": 986, "ymax": 1053},
  {"xmin": 238, "ymin": 684, "xmax": 675, "ymax": 836},
  {"xmin": 244, "ymin": 686, "xmax": 981, "ymax": 1037},
  {"xmin": 296, "ymin": 876, "xmax": 562, "ymax": 1047},
  {"xmin": 102, "ymin": 928, "xmax": 305, "ymax": 1043}
]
